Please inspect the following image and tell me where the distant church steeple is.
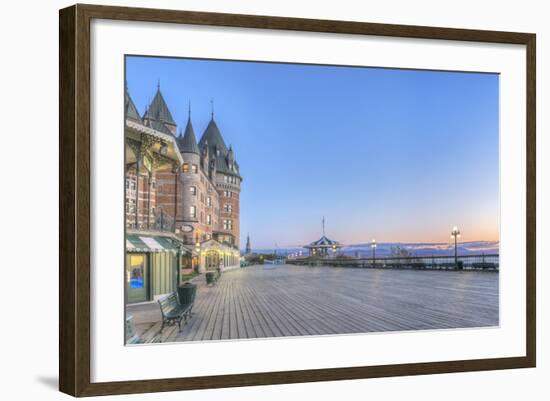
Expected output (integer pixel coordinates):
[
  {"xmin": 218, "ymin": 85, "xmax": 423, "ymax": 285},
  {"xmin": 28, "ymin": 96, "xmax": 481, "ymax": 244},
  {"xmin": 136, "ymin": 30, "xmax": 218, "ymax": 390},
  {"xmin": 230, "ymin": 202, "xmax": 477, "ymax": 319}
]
[{"xmin": 245, "ymin": 234, "xmax": 252, "ymax": 255}]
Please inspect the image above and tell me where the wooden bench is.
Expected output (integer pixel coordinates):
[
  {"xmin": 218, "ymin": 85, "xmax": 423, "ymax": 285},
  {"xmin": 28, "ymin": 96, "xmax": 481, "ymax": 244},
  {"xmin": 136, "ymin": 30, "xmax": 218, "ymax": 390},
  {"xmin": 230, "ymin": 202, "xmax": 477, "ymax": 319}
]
[
  {"xmin": 125, "ymin": 316, "xmax": 143, "ymax": 345},
  {"xmin": 158, "ymin": 293, "xmax": 192, "ymax": 333}
]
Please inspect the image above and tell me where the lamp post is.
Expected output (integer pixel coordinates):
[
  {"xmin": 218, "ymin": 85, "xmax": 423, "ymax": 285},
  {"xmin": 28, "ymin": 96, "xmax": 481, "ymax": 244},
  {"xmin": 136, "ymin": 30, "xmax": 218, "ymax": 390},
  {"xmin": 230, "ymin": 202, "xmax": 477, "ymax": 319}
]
[
  {"xmin": 195, "ymin": 240, "xmax": 201, "ymax": 272},
  {"xmin": 451, "ymin": 226, "xmax": 461, "ymax": 269},
  {"xmin": 371, "ymin": 239, "xmax": 377, "ymax": 267}
]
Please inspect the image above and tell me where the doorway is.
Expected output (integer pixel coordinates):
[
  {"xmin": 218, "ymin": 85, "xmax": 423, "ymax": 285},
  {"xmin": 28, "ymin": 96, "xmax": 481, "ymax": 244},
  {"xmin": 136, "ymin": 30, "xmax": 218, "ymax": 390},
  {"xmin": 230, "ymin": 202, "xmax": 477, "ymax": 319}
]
[{"xmin": 205, "ymin": 250, "xmax": 220, "ymax": 271}]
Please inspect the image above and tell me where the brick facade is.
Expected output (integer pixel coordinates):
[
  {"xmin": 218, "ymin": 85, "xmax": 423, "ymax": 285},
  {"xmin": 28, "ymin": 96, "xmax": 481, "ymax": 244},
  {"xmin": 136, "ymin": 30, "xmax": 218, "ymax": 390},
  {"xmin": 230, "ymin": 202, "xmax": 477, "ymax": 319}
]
[{"xmin": 126, "ymin": 85, "xmax": 242, "ymax": 253}]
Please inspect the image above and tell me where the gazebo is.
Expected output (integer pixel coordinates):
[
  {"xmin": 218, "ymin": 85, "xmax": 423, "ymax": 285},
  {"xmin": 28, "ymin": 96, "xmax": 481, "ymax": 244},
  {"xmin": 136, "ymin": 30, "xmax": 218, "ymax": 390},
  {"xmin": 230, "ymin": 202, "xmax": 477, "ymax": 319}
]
[{"xmin": 303, "ymin": 218, "xmax": 342, "ymax": 257}]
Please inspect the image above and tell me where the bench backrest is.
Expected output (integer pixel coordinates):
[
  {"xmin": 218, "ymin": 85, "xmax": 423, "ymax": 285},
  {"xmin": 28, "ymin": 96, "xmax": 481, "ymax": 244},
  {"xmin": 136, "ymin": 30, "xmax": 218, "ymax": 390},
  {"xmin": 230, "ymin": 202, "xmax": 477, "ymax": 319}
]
[{"xmin": 158, "ymin": 293, "xmax": 179, "ymax": 316}]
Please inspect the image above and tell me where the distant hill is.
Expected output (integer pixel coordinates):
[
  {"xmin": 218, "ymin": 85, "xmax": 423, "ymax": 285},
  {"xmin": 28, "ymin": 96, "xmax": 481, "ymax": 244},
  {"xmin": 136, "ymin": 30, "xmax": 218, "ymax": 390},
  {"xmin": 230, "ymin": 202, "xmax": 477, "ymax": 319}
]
[{"xmin": 247, "ymin": 241, "xmax": 499, "ymax": 257}]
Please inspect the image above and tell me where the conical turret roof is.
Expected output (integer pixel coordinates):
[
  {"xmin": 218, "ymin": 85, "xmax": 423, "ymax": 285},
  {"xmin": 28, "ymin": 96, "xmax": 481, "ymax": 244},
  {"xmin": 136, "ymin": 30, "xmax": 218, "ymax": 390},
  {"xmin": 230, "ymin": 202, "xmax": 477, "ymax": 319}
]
[
  {"xmin": 178, "ymin": 118, "xmax": 200, "ymax": 154},
  {"xmin": 125, "ymin": 87, "xmax": 141, "ymax": 122},
  {"xmin": 143, "ymin": 85, "xmax": 176, "ymax": 126},
  {"xmin": 199, "ymin": 118, "xmax": 228, "ymax": 156},
  {"xmin": 199, "ymin": 116, "xmax": 241, "ymax": 178}
]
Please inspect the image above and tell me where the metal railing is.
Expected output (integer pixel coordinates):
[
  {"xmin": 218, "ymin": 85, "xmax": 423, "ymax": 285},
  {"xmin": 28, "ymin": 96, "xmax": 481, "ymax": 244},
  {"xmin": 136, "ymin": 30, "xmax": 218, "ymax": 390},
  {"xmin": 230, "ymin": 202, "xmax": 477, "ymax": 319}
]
[
  {"xmin": 288, "ymin": 254, "xmax": 499, "ymax": 270},
  {"xmin": 126, "ymin": 208, "xmax": 175, "ymax": 233},
  {"xmin": 152, "ymin": 209, "xmax": 175, "ymax": 232}
]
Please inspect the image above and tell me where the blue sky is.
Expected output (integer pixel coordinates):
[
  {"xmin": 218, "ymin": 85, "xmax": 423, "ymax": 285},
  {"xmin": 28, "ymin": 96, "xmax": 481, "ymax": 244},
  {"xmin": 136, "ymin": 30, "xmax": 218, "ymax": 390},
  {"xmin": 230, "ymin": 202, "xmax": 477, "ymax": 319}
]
[{"xmin": 126, "ymin": 56, "xmax": 499, "ymax": 248}]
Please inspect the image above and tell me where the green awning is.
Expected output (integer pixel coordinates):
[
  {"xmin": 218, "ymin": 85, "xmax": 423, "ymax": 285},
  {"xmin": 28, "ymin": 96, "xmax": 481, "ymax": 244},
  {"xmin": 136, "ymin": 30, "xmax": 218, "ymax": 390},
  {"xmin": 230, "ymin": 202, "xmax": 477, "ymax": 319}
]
[{"xmin": 126, "ymin": 235, "xmax": 180, "ymax": 253}]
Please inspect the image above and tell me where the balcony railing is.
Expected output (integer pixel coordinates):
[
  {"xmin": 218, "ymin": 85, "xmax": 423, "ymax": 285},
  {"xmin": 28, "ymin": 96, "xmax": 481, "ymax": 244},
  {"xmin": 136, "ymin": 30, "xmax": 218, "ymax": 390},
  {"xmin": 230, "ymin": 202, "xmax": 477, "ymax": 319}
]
[{"xmin": 126, "ymin": 208, "xmax": 175, "ymax": 233}]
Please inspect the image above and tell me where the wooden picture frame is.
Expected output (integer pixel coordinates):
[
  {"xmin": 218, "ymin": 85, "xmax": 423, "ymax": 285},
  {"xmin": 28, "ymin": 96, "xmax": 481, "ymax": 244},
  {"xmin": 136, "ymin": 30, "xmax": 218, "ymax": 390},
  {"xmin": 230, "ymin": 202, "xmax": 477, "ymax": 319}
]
[{"xmin": 59, "ymin": 3, "xmax": 536, "ymax": 397}]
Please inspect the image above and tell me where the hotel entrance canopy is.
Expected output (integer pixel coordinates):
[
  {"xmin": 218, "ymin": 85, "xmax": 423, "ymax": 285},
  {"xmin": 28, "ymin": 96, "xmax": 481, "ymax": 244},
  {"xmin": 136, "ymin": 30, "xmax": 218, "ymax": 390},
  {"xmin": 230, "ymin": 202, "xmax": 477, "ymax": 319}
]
[{"xmin": 126, "ymin": 235, "xmax": 181, "ymax": 253}]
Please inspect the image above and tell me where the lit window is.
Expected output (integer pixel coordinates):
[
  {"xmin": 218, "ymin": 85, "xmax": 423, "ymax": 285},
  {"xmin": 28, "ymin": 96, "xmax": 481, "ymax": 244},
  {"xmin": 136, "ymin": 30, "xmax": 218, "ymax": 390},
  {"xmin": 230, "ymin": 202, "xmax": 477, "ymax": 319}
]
[
  {"xmin": 189, "ymin": 205, "xmax": 197, "ymax": 218},
  {"xmin": 191, "ymin": 164, "xmax": 198, "ymax": 173},
  {"xmin": 182, "ymin": 163, "xmax": 189, "ymax": 173},
  {"xmin": 223, "ymin": 219, "xmax": 233, "ymax": 230},
  {"xmin": 189, "ymin": 186, "xmax": 197, "ymax": 195},
  {"xmin": 207, "ymin": 196, "xmax": 212, "ymax": 207},
  {"xmin": 207, "ymin": 214, "xmax": 212, "ymax": 225}
]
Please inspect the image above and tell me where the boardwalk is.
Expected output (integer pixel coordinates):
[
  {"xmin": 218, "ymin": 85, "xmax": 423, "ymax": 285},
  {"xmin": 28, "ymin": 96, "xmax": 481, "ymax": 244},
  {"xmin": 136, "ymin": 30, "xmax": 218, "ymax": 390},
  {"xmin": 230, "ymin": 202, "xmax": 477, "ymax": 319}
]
[{"xmin": 128, "ymin": 264, "xmax": 499, "ymax": 343}]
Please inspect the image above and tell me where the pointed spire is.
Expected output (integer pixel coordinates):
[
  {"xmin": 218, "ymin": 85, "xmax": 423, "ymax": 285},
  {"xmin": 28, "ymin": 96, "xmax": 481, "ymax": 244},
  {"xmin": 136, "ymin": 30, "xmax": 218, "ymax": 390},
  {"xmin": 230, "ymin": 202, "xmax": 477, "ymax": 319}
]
[
  {"xmin": 199, "ymin": 118, "xmax": 227, "ymax": 155},
  {"xmin": 245, "ymin": 233, "xmax": 252, "ymax": 254},
  {"xmin": 178, "ymin": 108, "xmax": 199, "ymax": 154},
  {"xmin": 143, "ymin": 83, "xmax": 176, "ymax": 126},
  {"xmin": 322, "ymin": 217, "xmax": 326, "ymax": 237},
  {"xmin": 210, "ymin": 98, "xmax": 214, "ymax": 119},
  {"xmin": 188, "ymin": 100, "xmax": 191, "ymax": 119}
]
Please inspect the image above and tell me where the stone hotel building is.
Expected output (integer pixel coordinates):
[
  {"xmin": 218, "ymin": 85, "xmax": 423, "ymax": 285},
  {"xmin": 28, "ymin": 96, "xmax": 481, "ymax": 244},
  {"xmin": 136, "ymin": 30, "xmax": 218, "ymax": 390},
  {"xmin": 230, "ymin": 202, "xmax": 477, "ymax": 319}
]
[{"xmin": 124, "ymin": 83, "xmax": 241, "ymax": 302}]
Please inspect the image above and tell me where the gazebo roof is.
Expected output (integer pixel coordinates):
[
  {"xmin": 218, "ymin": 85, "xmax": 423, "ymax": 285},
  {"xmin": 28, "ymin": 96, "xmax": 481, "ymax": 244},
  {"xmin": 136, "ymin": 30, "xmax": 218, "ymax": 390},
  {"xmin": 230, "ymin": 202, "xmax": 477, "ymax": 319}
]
[{"xmin": 304, "ymin": 235, "xmax": 342, "ymax": 249}]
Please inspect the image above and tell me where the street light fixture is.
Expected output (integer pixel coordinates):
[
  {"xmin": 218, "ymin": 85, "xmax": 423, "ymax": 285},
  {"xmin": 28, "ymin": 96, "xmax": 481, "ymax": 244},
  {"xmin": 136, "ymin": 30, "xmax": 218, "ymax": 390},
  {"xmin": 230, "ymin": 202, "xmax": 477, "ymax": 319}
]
[
  {"xmin": 451, "ymin": 226, "xmax": 461, "ymax": 269},
  {"xmin": 371, "ymin": 239, "xmax": 377, "ymax": 267}
]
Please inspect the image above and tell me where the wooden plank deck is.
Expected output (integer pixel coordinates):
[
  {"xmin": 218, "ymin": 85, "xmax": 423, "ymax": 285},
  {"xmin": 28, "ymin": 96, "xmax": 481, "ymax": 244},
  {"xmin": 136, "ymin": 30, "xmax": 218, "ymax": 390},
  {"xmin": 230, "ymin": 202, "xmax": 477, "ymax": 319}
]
[{"xmin": 128, "ymin": 264, "xmax": 499, "ymax": 343}]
